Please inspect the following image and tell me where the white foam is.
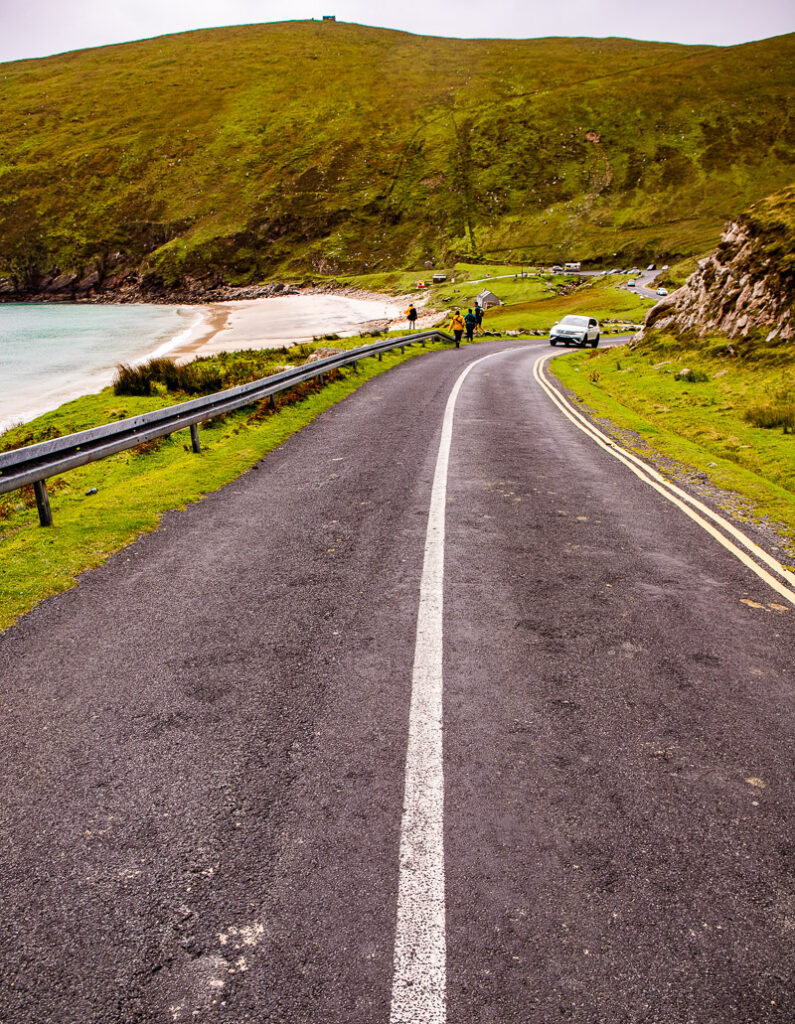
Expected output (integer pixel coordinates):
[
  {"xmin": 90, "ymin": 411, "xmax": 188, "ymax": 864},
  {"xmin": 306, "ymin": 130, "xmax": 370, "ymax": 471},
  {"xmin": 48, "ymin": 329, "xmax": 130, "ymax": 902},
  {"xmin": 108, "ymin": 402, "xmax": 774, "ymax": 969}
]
[{"xmin": 144, "ymin": 307, "xmax": 210, "ymax": 362}]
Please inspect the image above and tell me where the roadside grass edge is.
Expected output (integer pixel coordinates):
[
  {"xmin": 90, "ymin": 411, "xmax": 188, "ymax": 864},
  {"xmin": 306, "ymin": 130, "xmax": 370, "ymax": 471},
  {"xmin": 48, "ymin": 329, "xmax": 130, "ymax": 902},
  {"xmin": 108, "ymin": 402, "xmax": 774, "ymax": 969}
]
[
  {"xmin": 549, "ymin": 348, "xmax": 795, "ymax": 560},
  {"xmin": 0, "ymin": 338, "xmax": 450, "ymax": 632}
]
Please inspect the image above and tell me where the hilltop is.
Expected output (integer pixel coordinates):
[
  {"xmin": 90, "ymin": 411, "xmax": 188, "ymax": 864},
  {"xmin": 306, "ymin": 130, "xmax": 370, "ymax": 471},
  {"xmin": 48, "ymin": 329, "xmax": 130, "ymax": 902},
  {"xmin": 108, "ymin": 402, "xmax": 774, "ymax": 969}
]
[{"xmin": 0, "ymin": 21, "xmax": 793, "ymax": 297}]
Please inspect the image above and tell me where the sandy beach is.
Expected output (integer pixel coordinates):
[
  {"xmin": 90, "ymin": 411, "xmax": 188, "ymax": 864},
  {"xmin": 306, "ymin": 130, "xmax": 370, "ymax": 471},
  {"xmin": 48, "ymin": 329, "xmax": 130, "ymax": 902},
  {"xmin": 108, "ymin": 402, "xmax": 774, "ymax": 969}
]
[
  {"xmin": 1, "ymin": 291, "xmax": 443, "ymax": 432},
  {"xmin": 159, "ymin": 292, "xmax": 415, "ymax": 363}
]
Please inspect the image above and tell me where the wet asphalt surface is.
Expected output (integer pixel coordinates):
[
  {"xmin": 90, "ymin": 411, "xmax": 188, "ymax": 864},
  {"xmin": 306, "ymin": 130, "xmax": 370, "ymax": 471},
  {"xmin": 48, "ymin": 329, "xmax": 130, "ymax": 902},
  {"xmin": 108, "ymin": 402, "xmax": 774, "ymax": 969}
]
[{"xmin": 0, "ymin": 340, "xmax": 792, "ymax": 1023}]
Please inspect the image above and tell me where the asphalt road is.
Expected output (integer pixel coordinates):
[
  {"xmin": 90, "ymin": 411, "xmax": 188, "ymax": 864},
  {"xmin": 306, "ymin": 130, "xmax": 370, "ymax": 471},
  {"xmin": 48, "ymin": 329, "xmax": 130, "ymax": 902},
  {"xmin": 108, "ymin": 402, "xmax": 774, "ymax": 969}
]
[
  {"xmin": 1, "ymin": 340, "xmax": 792, "ymax": 1023},
  {"xmin": 626, "ymin": 268, "xmax": 664, "ymax": 300}
]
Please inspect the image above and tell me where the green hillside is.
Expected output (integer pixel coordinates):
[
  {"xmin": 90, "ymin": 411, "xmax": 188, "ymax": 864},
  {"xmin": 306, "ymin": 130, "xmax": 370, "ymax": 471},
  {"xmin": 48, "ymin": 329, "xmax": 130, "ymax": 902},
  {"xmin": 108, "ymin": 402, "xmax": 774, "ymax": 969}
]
[{"xmin": 0, "ymin": 21, "xmax": 793, "ymax": 293}]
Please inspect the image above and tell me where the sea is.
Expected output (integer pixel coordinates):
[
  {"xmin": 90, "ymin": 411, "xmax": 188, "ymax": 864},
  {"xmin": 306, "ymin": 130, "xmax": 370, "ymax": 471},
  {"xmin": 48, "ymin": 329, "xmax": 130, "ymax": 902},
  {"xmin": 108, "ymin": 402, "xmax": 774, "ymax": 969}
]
[{"xmin": 0, "ymin": 303, "xmax": 203, "ymax": 433}]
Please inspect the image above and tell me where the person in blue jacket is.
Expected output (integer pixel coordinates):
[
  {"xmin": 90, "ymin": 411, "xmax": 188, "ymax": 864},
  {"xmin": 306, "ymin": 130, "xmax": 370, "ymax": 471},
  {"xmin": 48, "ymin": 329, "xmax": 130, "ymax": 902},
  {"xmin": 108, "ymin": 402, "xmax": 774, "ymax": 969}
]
[{"xmin": 464, "ymin": 308, "xmax": 477, "ymax": 343}]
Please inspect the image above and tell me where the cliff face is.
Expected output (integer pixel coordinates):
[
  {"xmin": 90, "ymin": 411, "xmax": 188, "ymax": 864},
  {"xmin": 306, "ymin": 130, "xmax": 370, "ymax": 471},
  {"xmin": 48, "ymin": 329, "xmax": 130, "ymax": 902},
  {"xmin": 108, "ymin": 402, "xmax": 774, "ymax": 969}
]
[{"xmin": 639, "ymin": 186, "xmax": 795, "ymax": 344}]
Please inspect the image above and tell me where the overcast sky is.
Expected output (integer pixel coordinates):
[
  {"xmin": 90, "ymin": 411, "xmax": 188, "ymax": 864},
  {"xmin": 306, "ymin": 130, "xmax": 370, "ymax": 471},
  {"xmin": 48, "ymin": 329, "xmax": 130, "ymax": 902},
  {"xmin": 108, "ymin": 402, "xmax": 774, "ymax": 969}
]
[{"xmin": 1, "ymin": 0, "xmax": 793, "ymax": 63}]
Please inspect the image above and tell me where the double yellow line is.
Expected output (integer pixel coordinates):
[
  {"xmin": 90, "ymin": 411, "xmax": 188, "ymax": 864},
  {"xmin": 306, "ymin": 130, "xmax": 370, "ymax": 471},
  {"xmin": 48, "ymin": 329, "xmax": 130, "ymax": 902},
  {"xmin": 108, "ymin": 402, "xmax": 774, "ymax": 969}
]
[{"xmin": 533, "ymin": 351, "xmax": 795, "ymax": 607}]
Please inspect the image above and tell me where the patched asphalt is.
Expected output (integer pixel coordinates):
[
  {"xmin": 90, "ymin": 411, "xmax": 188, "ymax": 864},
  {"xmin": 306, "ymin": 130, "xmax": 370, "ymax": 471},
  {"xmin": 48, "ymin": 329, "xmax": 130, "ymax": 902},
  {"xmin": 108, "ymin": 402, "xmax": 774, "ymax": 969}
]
[{"xmin": 0, "ymin": 340, "xmax": 792, "ymax": 1023}]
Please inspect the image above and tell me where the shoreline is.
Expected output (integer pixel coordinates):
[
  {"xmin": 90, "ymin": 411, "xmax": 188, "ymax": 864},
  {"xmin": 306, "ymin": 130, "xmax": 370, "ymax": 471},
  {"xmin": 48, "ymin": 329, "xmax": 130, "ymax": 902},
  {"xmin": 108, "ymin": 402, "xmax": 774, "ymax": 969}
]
[
  {"xmin": 2, "ymin": 290, "xmax": 437, "ymax": 433},
  {"xmin": 155, "ymin": 288, "xmax": 442, "ymax": 364}
]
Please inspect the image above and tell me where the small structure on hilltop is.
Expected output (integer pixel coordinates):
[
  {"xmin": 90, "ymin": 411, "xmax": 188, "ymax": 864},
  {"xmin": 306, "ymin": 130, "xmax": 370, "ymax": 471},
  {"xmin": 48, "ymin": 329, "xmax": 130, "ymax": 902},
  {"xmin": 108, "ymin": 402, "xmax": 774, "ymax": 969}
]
[
  {"xmin": 322, "ymin": 15, "xmax": 336, "ymax": 21},
  {"xmin": 477, "ymin": 288, "xmax": 502, "ymax": 309}
]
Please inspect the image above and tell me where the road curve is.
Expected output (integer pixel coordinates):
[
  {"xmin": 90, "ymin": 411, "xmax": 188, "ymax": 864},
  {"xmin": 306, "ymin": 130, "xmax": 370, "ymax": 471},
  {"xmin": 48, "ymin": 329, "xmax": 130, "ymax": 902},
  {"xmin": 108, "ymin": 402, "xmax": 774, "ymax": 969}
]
[{"xmin": 0, "ymin": 340, "xmax": 792, "ymax": 1023}]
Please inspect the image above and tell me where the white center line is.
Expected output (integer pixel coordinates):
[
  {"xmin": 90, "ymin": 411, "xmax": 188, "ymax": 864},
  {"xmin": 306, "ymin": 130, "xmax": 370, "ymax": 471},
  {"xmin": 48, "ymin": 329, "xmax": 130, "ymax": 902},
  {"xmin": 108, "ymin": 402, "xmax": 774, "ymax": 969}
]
[{"xmin": 390, "ymin": 351, "xmax": 502, "ymax": 1024}]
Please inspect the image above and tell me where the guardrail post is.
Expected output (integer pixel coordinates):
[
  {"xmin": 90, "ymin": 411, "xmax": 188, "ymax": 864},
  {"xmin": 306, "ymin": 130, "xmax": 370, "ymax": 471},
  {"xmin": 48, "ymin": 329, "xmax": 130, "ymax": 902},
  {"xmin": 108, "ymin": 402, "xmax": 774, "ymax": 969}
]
[
  {"xmin": 319, "ymin": 372, "xmax": 325, "ymax": 384},
  {"xmin": 190, "ymin": 423, "xmax": 201, "ymax": 454},
  {"xmin": 33, "ymin": 479, "xmax": 53, "ymax": 527},
  {"xmin": 378, "ymin": 352, "xmax": 382, "ymax": 361},
  {"xmin": 269, "ymin": 395, "xmax": 276, "ymax": 410}
]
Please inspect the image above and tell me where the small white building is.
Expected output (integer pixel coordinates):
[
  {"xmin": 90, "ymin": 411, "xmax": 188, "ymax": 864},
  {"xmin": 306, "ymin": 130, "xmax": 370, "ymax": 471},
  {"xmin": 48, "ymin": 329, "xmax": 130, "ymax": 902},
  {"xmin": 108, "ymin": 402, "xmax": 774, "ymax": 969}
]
[{"xmin": 476, "ymin": 289, "xmax": 502, "ymax": 309}]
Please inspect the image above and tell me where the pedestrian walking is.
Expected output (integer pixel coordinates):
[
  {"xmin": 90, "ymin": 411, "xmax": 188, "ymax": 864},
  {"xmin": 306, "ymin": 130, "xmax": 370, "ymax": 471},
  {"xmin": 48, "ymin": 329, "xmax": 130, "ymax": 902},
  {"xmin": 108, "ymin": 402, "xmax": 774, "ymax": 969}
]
[
  {"xmin": 449, "ymin": 309, "xmax": 465, "ymax": 348},
  {"xmin": 464, "ymin": 308, "xmax": 477, "ymax": 343},
  {"xmin": 474, "ymin": 302, "xmax": 484, "ymax": 335},
  {"xmin": 405, "ymin": 304, "xmax": 418, "ymax": 331}
]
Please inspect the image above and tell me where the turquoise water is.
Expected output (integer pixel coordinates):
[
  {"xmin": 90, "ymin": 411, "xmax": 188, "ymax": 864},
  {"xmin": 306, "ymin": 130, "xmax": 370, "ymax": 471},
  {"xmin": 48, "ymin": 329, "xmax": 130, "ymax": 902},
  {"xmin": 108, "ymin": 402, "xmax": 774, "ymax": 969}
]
[{"xmin": 0, "ymin": 303, "xmax": 200, "ymax": 431}]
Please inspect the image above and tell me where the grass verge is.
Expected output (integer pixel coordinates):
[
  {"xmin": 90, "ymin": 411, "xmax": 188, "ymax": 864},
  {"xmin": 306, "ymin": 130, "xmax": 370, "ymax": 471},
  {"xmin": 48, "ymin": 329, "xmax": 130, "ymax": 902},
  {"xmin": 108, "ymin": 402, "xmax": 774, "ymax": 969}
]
[
  {"xmin": 0, "ymin": 335, "xmax": 452, "ymax": 632},
  {"xmin": 549, "ymin": 334, "xmax": 795, "ymax": 555},
  {"xmin": 482, "ymin": 274, "xmax": 655, "ymax": 333}
]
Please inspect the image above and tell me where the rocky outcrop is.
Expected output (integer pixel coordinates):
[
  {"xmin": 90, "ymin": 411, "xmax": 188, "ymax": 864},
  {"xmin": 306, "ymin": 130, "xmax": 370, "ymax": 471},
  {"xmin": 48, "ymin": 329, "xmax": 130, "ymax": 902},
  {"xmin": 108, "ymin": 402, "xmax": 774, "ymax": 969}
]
[
  {"xmin": 0, "ymin": 273, "xmax": 300, "ymax": 305},
  {"xmin": 635, "ymin": 188, "xmax": 794, "ymax": 345}
]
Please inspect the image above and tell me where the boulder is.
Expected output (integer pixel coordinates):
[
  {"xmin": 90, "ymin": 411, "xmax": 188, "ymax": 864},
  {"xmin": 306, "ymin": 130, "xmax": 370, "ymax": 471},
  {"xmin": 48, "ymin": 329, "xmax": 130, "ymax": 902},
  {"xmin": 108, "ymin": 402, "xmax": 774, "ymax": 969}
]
[
  {"xmin": 303, "ymin": 347, "xmax": 344, "ymax": 364},
  {"xmin": 76, "ymin": 270, "xmax": 100, "ymax": 291},
  {"xmin": 44, "ymin": 272, "xmax": 78, "ymax": 293}
]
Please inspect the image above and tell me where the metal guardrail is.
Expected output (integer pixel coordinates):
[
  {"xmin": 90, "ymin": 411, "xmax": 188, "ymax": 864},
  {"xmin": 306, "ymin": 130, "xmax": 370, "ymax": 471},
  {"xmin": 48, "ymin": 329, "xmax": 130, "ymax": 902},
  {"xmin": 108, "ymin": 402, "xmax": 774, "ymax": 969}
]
[{"xmin": 0, "ymin": 329, "xmax": 452, "ymax": 525}]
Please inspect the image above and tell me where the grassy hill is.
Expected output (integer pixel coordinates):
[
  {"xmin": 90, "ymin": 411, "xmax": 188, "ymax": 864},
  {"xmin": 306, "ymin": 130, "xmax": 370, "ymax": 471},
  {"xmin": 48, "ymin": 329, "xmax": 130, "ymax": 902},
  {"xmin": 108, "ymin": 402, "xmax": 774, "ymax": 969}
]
[{"xmin": 1, "ymin": 21, "xmax": 793, "ymax": 293}]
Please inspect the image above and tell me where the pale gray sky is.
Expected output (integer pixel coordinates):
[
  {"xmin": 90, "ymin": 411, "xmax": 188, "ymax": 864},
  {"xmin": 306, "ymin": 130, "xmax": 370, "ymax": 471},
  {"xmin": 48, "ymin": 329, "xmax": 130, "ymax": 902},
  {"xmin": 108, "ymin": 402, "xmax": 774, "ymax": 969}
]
[{"xmin": 0, "ymin": 0, "xmax": 793, "ymax": 62}]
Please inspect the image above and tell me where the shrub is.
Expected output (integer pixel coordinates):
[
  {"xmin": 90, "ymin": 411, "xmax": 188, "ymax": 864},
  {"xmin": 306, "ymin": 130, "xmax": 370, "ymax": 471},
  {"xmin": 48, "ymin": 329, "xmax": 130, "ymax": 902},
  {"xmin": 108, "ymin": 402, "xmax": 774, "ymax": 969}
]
[
  {"xmin": 176, "ymin": 364, "xmax": 224, "ymax": 395},
  {"xmin": 675, "ymin": 368, "xmax": 710, "ymax": 383},
  {"xmin": 744, "ymin": 400, "xmax": 795, "ymax": 433},
  {"xmin": 161, "ymin": 360, "xmax": 183, "ymax": 391},
  {"xmin": 132, "ymin": 436, "xmax": 168, "ymax": 457},
  {"xmin": 114, "ymin": 363, "xmax": 153, "ymax": 396}
]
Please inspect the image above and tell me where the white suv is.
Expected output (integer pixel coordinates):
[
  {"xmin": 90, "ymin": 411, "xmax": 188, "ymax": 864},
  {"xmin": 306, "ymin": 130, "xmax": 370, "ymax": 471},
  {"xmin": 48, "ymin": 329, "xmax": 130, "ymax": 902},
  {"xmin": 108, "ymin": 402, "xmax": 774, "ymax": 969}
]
[{"xmin": 549, "ymin": 315, "xmax": 600, "ymax": 348}]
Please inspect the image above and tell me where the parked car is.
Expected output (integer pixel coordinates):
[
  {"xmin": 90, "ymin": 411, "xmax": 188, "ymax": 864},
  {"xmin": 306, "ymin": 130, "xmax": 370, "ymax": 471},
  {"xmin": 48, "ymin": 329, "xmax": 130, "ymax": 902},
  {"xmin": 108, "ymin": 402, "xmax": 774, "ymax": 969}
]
[
  {"xmin": 549, "ymin": 315, "xmax": 600, "ymax": 348},
  {"xmin": 551, "ymin": 265, "xmax": 564, "ymax": 273},
  {"xmin": 647, "ymin": 263, "xmax": 656, "ymax": 271},
  {"xmin": 656, "ymin": 287, "xmax": 669, "ymax": 296},
  {"xmin": 661, "ymin": 264, "xmax": 670, "ymax": 270},
  {"xmin": 627, "ymin": 280, "xmax": 636, "ymax": 287}
]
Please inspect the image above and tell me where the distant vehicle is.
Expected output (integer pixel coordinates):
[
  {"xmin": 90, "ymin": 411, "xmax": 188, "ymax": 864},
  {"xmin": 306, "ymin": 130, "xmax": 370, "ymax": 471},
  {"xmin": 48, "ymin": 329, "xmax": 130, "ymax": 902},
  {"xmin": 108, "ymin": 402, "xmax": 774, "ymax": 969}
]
[
  {"xmin": 551, "ymin": 265, "xmax": 564, "ymax": 273},
  {"xmin": 656, "ymin": 287, "xmax": 669, "ymax": 296},
  {"xmin": 627, "ymin": 280, "xmax": 636, "ymax": 287},
  {"xmin": 661, "ymin": 264, "xmax": 670, "ymax": 270},
  {"xmin": 647, "ymin": 263, "xmax": 656, "ymax": 271},
  {"xmin": 432, "ymin": 274, "xmax": 447, "ymax": 283},
  {"xmin": 549, "ymin": 315, "xmax": 600, "ymax": 348},
  {"xmin": 631, "ymin": 266, "xmax": 640, "ymax": 274},
  {"xmin": 564, "ymin": 261, "xmax": 582, "ymax": 271}
]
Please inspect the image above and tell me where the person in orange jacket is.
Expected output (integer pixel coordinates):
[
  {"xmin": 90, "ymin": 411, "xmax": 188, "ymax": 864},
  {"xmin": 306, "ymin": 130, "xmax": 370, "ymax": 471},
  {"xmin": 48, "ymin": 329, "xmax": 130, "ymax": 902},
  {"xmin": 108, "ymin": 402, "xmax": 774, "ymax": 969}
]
[{"xmin": 449, "ymin": 309, "xmax": 465, "ymax": 348}]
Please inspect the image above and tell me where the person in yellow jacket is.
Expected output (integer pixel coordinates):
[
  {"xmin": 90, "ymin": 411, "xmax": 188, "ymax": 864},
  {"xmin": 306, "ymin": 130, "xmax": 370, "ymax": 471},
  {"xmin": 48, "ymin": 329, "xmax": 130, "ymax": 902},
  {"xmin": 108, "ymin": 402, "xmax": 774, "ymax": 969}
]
[{"xmin": 449, "ymin": 309, "xmax": 465, "ymax": 348}]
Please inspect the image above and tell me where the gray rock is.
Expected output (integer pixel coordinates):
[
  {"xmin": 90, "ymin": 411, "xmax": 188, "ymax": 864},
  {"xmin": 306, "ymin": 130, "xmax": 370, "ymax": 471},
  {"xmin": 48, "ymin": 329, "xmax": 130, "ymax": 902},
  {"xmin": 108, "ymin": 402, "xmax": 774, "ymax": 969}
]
[
  {"xmin": 634, "ymin": 216, "xmax": 794, "ymax": 344},
  {"xmin": 303, "ymin": 347, "xmax": 344, "ymax": 364}
]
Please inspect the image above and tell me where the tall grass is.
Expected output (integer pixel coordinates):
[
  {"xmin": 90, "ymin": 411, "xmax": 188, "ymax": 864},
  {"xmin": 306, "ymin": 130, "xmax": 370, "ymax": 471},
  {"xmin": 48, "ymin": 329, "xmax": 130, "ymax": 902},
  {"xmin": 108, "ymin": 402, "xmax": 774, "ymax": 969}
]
[
  {"xmin": 744, "ymin": 397, "xmax": 795, "ymax": 433},
  {"xmin": 113, "ymin": 363, "xmax": 156, "ymax": 396},
  {"xmin": 113, "ymin": 350, "xmax": 300, "ymax": 398}
]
